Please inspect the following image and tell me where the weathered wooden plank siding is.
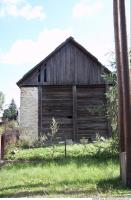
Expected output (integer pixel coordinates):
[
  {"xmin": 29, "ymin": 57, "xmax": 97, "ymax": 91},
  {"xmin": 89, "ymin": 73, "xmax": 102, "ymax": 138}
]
[
  {"xmin": 39, "ymin": 85, "xmax": 108, "ymax": 141},
  {"xmin": 19, "ymin": 42, "xmax": 105, "ymax": 86},
  {"xmin": 40, "ymin": 86, "xmax": 73, "ymax": 140},
  {"xmin": 76, "ymin": 86, "xmax": 108, "ymax": 140}
]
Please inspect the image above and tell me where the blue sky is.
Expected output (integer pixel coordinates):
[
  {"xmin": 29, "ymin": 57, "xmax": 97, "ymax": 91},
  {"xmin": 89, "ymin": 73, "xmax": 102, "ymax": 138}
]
[{"xmin": 0, "ymin": 0, "xmax": 130, "ymax": 108}]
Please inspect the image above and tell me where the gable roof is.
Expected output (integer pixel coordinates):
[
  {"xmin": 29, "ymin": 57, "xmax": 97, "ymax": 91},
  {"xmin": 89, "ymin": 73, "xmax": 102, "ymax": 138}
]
[{"xmin": 17, "ymin": 36, "xmax": 110, "ymax": 86}]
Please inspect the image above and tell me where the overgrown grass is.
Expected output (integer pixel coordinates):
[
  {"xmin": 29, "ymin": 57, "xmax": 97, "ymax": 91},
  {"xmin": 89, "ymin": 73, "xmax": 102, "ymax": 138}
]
[{"xmin": 0, "ymin": 142, "xmax": 130, "ymax": 197}]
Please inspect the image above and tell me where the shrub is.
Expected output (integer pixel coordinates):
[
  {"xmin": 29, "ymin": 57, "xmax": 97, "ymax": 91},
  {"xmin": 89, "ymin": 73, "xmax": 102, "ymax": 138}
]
[
  {"xmin": 0, "ymin": 125, "xmax": 4, "ymax": 135},
  {"xmin": 33, "ymin": 133, "xmax": 48, "ymax": 148},
  {"xmin": 17, "ymin": 139, "xmax": 31, "ymax": 149},
  {"xmin": 32, "ymin": 118, "xmax": 60, "ymax": 156}
]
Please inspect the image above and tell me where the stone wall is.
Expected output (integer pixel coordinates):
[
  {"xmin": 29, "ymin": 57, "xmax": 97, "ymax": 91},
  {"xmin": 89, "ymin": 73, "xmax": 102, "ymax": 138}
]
[{"xmin": 20, "ymin": 87, "xmax": 38, "ymax": 144}]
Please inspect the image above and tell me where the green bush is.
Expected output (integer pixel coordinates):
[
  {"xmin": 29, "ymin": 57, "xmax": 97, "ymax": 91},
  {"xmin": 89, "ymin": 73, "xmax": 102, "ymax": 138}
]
[{"xmin": 0, "ymin": 125, "xmax": 4, "ymax": 135}]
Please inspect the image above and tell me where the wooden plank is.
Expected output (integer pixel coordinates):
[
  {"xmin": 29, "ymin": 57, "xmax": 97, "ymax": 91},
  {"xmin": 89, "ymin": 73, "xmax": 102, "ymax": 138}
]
[{"xmin": 73, "ymin": 85, "xmax": 77, "ymax": 141}]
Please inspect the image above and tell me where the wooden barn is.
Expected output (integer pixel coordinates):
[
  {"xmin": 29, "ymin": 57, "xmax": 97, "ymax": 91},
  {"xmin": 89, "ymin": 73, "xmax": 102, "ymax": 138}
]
[{"xmin": 17, "ymin": 37, "xmax": 110, "ymax": 143}]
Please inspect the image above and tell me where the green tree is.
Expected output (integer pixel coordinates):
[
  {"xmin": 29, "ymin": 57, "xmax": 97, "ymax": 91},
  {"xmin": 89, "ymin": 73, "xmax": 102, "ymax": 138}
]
[
  {"xmin": 9, "ymin": 99, "xmax": 18, "ymax": 120},
  {"xmin": 3, "ymin": 99, "xmax": 18, "ymax": 120},
  {"xmin": 104, "ymin": 71, "xmax": 118, "ymax": 137},
  {"xmin": 0, "ymin": 91, "xmax": 4, "ymax": 111},
  {"xmin": 104, "ymin": 49, "xmax": 131, "ymax": 138}
]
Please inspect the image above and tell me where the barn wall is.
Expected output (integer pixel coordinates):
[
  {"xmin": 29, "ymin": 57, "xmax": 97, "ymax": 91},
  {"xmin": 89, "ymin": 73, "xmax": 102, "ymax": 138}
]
[
  {"xmin": 39, "ymin": 85, "xmax": 109, "ymax": 141},
  {"xmin": 20, "ymin": 87, "xmax": 38, "ymax": 144}
]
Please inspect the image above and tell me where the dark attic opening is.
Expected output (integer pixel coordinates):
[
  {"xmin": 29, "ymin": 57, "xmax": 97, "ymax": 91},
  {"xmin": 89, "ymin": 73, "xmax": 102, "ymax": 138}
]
[
  {"xmin": 44, "ymin": 64, "xmax": 47, "ymax": 82},
  {"xmin": 38, "ymin": 69, "xmax": 41, "ymax": 83}
]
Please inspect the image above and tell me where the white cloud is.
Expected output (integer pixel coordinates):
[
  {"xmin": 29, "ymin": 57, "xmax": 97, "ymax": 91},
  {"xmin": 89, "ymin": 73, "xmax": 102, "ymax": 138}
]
[
  {"xmin": 0, "ymin": 28, "xmax": 72, "ymax": 65},
  {"xmin": 86, "ymin": 41, "xmax": 114, "ymax": 67},
  {"xmin": 0, "ymin": 0, "xmax": 46, "ymax": 20},
  {"xmin": 3, "ymin": 84, "xmax": 20, "ymax": 107},
  {"xmin": 73, "ymin": 0, "xmax": 103, "ymax": 18}
]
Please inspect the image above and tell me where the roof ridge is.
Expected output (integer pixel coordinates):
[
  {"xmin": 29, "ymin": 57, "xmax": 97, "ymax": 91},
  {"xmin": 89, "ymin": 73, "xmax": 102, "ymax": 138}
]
[{"xmin": 65, "ymin": 36, "xmax": 74, "ymax": 41}]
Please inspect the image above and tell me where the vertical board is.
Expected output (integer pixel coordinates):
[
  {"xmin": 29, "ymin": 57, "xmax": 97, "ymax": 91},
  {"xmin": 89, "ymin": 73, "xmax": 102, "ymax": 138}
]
[
  {"xmin": 73, "ymin": 86, "xmax": 78, "ymax": 141},
  {"xmin": 38, "ymin": 86, "xmax": 42, "ymax": 137}
]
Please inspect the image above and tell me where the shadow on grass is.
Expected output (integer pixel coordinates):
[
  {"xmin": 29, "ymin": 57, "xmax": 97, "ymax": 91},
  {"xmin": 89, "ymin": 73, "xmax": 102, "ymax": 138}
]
[
  {"xmin": 97, "ymin": 177, "xmax": 126, "ymax": 191},
  {"xmin": 1, "ymin": 153, "xmax": 119, "ymax": 170},
  {"xmin": 0, "ymin": 182, "xmax": 49, "ymax": 192},
  {"xmin": 0, "ymin": 176, "xmax": 129, "ymax": 198},
  {"xmin": 0, "ymin": 189, "xmax": 91, "ymax": 198}
]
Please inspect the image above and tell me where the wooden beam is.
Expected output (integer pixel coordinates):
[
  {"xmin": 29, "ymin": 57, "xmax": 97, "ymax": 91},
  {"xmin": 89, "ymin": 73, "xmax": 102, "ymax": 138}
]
[
  {"xmin": 73, "ymin": 85, "xmax": 77, "ymax": 141},
  {"xmin": 38, "ymin": 86, "xmax": 42, "ymax": 137}
]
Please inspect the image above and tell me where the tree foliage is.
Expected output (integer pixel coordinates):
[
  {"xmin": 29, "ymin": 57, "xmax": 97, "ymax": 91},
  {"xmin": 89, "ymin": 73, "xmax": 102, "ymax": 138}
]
[
  {"xmin": 104, "ymin": 72, "xmax": 118, "ymax": 137},
  {"xmin": 3, "ymin": 99, "xmax": 18, "ymax": 120},
  {"xmin": 104, "ymin": 49, "xmax": 131, "ymax": 139},
  {"xmin": 0, "ymin": 91, "xmax": 4, "ymax": 111}
]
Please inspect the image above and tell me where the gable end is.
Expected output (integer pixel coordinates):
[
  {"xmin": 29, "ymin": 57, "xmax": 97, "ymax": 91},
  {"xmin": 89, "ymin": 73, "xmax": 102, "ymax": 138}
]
[{"xmin": 17, "ymin": 37, "xmax": 110, "ymax": 87}]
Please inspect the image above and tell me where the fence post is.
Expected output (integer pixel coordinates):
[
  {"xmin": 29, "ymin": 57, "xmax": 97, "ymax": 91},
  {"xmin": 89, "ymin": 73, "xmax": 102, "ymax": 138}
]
[
  {"xmin": 1, "ymin": 134, "xmax": 5, "ymax": 160},
  {"xmin": 64, "ymin": 135, "xmax": 67, "ymax": 158}
]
